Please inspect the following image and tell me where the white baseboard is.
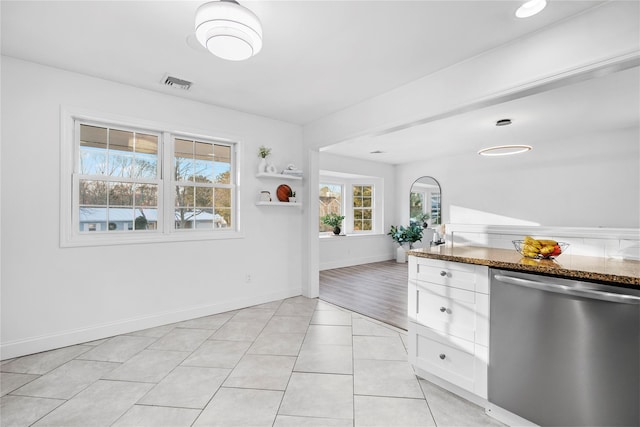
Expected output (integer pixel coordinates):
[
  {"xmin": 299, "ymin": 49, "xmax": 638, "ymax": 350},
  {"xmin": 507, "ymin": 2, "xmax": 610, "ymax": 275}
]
[
  {"xmin": 319, "ymin": 254, "xmax": 394, "ymax": 271},
  {"xmin": 0, "ymin": 288, "xmax": 301, "ymax": 360}
]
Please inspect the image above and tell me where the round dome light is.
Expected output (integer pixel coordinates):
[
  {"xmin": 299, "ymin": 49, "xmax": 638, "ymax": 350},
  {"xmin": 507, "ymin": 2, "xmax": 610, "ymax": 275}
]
[{"xmin": 195, "ymin": 0, "xmax": 263, "ymax": 61}]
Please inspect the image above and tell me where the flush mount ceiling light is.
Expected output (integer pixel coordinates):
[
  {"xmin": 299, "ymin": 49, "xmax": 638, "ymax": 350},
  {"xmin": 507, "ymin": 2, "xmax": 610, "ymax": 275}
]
[
  {"xmin": 515, "ymin": 0, "xmax": 547, "ymax": 18},
  {"xmin": 478, "ymin": 145, "xmax": 532, "ymax": 156},
  {"xmin": 195, "ymin": 0, "xmax": 263, "ymax": 61},
  {"xmin": 478, "ymin": 119, "xmax": 532, "ymax": 156}
]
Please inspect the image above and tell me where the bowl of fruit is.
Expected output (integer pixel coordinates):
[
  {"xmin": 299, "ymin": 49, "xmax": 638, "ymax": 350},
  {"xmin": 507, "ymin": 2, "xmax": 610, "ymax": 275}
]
[{"xmin": 513, "ymin": 236, "xmax": 569, "ymax": 259}]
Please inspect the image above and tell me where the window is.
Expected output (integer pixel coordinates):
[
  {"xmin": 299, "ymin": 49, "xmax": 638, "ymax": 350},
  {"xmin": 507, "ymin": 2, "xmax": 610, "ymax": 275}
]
[
  {"xmin": 62, "ymin": 111, "xmax": 239, "ymax": 246},
  {"xmin": 173, "ymin": 138, "xmax": 233, "ymax": 230},
  {"xmin": 78, "ymin": 124, "xmax": 160, "ymax": 233},
  {"xmin": 318, "ymin": 173, "xmax": 382, "ymax": 235},
  {"xmin": 352, "ymin": 185, "xmax": 373, "ymax": 231},
  {"xmin": 319, "ymin": 183, "xmax": 343, "ymax": 232}
]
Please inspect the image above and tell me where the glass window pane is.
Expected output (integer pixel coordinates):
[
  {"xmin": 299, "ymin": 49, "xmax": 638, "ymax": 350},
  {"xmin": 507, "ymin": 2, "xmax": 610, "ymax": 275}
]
[
  {"xmin": 140, "ymin": 209, "xmax": 158, "ymax": 230},
  {"xmin": 80, "ymin": 124, "xmax": 107, "ymax": 149},
  {"xmin": 79, "ymin": 207, "xmax": 106, "ymax": 232},
  {"xmin": 362, "ymin": 197, "xmax": 372, "ymax": 208},
  {"xmin": 215, "ymin": 208, "xmax": 231, "ymax": 228},
  {"xmin": 214, "ymin": 145, "xmax": 231, "ymax": 184},
  {"xmin": 363, "ymin": 186, "xmax": 372, "ymax": 197},
  {"xmin": 354, "ymin": 209, "xmax": 363, "ymax": 220},
  {"xmin": 353, "ymin": 197, "xmax": 363, "ymax": 207},
  {"xmin": 134, "ymin": 152, "xmax": 157, "ymax": 178},
  {"xmin": 109, "ymin": 129, "xmax": 134, "ymax": 177},
  {"xmin": 175, "ymin": 208, "xmax": 194, "ymax": 229},
  {"xmin": 194, "ymin": 208, "xmax": 214, "ymax": 229},
  {"xmin": 194, "ymin": 142, "xmax": 214, "ymax": 181},
  {"xmin": 363, "ymin": 209, "xmax": 372, "ymax": 220},
  {"xmin": 353, "ymin": 186, "xmax": 362, "ymax": 197},
  {"xmin": 135, "ymin": 184, "xmax": 157, "ymax": 207},
  {"xmin": 109, "ymin": 182, "xmax": 133, "ymax": 206},
  {"xmin": 108, "ymin": 207, "xmax": 134, "ymax": 230},
  {"xmin": 80, "ymin": 148, "xmax": 107, "ymax": 175},
  {"xmin": 214, "ymin": 188, "xmax": 231, "ymax": 209},
  {"xmin": 319, "ymin": 183, "xmax": 343, "ymax": 233},
  {"xmin": 79, "ymin": 180, "xmax": 107, "ymax": 205},
  {"xmin": 175, "ymin": 139, "xmax": 194, "ymax": 182},
  {"xmin": 362, "ymin": 220, "xmax": 372, "ymax": 231},
  {"xmin": 135, "ymin": 133, "xmax": 157, "ymax": 155},
  {"xmin": 195, "ymin": 186, "xmax": 213, "ymax": 207},
  {"xmin": 175, "ymin": 186, "xmax": 195, "ymax": 208}
]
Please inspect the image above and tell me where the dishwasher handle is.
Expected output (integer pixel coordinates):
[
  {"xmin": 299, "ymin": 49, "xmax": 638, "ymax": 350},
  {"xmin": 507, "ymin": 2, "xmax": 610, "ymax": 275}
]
[{"xmin": 493, "ymin": 274, "xmax": 640, "ymax": 305}]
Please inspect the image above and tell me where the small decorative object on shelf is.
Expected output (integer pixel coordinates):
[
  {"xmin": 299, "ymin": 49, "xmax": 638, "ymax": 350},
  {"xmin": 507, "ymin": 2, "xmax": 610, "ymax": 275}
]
[
  {"xmin": 321, "ymin": 213, "xmax": 345, "ymax": 235},
  {"xmin": 281, "ymin": 163, "xmax": 303, "ymax": 178},
  {"xmin": 266, "ymin": 163, "xmax": 278, "ymax": 174},
  {"xmin": 276, "ymin": 184, "xmax": 292, "ymax": 202},
  {"xmin": 258, "ymin": 145, "xmax": 271, "ymax": 174},
  {"xmin": 259, "ymin": 191, "xmax": 271, "ymax": 202},
  {"xmin": 288, "ymin": 189, "xmax": 297, "ymax": 203}
]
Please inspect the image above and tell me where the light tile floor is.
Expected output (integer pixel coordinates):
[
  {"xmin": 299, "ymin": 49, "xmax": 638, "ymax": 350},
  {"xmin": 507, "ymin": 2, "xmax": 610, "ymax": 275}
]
[{"xmin": 0, "ymin": 297, "xmax": 505, "ymax": 427}]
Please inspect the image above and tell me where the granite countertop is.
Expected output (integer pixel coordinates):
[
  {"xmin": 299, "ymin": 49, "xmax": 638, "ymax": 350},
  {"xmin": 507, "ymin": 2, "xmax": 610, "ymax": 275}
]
[{"xmin": 408, "ymin": 246, "xmax": 640, "ymax": 287}]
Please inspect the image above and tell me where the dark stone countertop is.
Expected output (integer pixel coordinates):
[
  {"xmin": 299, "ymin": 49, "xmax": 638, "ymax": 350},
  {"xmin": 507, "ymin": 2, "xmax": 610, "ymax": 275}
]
[{"xmin": 408, "ymin": 246, "xmax": 640, "ymax": 287}]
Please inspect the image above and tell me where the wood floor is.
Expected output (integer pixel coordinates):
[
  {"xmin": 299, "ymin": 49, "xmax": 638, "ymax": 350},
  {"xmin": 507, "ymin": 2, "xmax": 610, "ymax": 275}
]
[{"xmin": 319, "ymin": 260, "xmax": 408, "ymax": 330}]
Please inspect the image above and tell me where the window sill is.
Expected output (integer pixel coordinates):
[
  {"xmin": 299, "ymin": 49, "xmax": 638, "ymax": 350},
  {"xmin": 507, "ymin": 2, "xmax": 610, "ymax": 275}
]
[
  {"xmin": 319, "ymin": 233, "xmax": 386, "ymax": 239},
  {"xmin": 61, "ymin": 230, "xmax": 244, "ymax": 248}
]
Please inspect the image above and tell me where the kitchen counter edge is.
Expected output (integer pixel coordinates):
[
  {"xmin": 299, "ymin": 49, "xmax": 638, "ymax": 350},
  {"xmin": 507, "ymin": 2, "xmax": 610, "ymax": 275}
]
[{"xmin": 407, "ymin": 246, "xmax": 640, "ymax": 287}]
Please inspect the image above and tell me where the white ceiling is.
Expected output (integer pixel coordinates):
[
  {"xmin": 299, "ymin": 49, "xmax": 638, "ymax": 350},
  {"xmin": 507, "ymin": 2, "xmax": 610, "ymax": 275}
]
[
  {"xmin": 1, "ymin": 0, "xmax": 609, "ymax": 126},
  {"xmin": 3, "ymin": 0, "xmax": 637, "ymax": 166}
]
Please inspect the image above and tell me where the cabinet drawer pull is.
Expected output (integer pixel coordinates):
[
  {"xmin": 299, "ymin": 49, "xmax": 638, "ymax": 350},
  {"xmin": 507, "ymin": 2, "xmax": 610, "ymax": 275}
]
[
  {"xmin": 439, "ymin": 306, "xmax": 447, "ymax": 312},
  {"xmin": 439, "ymin": 353, "xmax": 446, "ymax": 360},
  {"xmin": 440, "ymin": 270, "xmax": 447, "ymax": 277}
]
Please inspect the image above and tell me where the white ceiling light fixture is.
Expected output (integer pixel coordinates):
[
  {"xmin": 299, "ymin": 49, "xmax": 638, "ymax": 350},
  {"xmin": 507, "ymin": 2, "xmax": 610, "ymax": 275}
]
[
  {"xmin": 478, "ymin": 119, "xmax": 532, "ymax": 156},
  {"xmin": 515, "ymin": 0, "xmax": 547, "ymax": 18},
  {"xmin": 195, "ymin": 0, "xmax": 263, "ymax": 61}
]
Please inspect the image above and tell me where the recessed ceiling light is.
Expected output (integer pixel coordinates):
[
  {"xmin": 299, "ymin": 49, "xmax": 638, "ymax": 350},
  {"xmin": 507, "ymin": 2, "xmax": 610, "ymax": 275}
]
[
  {"xmin": 478, "ymin": 145, "xmax": 532, "ymax": 156},
  {"xmin": 515, "ymin": 0, "xmax": 547, "ymax": 18}
]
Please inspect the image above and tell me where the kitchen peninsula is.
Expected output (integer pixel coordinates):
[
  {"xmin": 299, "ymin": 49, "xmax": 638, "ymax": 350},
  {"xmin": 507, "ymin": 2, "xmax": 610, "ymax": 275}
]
[
  {"xmin": 406, "ymin": 245, "xmax": 640, "ymax": 426},
  {"xmin": 408, "ymin": 245, "xmax": 640, "ymax": 286}
]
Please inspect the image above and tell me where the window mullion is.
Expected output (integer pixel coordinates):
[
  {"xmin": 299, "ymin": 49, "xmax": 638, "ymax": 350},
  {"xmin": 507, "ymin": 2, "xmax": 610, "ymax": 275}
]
[{"xmin": 163, "ymin": 131, "xmax": 173, "ymax": 234}]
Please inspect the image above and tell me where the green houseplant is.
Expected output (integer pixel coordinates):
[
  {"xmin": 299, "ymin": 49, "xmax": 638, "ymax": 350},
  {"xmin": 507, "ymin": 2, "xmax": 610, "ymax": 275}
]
[
  {"xmin": 321, "ymin": 213, "xmax": 345, "ymax": 235},
  {"xmin": 388, "ymin": 224, "xmax": 423, "ymax": 262}
]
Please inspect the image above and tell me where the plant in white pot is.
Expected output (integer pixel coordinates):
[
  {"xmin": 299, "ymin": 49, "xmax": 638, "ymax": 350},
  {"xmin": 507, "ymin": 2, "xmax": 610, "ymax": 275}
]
[
  {"xmin": 388, "ymin": 224, "xmax": 423, "ymax": 263},
  {"xmin": 257, "ymin": 145, "xmax": 271, "ymax": 173}
]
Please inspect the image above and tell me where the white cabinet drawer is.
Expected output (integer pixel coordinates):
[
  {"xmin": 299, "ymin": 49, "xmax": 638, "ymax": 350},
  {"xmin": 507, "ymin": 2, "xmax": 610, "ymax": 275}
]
[
  {"xmin": 415, "ymin": 282, "xmax": 476, "ymax": 342},
  {"xmin": 412, "ymin": 324, "xmax": 475, "ymax": 393},
  {"xmin": 409, "ymin": 256, "xmax": 489, "ymax": 294}
]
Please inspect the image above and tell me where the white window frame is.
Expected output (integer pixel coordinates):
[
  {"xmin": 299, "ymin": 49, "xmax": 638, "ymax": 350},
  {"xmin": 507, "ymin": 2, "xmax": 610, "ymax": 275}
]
[
  {"xmin": 318, "ymin": 172, "xmax": 383, "ymax": 236},
  {"xmin": 60, "ymin": 107, "xmax": 243, "ymax": 247}
]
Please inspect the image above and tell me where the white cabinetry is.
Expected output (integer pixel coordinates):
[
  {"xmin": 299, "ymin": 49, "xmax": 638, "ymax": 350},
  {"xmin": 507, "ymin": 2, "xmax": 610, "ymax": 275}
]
[{"xmin": 408, "ymin": 256, "xmax": 489, "ymax": 399}]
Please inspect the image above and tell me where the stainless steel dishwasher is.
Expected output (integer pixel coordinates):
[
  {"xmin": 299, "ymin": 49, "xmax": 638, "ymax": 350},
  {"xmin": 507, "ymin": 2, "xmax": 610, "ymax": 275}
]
[{"xmin": 489, "ymin": 269, "xmax": 640, "ymax": 427}]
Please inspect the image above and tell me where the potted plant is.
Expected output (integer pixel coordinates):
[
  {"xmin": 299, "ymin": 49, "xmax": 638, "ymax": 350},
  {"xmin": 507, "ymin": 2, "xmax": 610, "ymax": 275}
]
[
  {"xmin": 321, "ymin": 212, "xmax": 345, "ymax": 235},
  {"xmin": 415, "ymin": 212, "xmax": 430, "ymax": 228},
  {"xmin": 257, "ymin": 145, "xmax": 271, "ymax": 173},
  {"xmin": 288, "ymin": 189, "xmax": 297, "ymax": 203},
  {"xmin": 388, "ymin": 224, "xmax": 423, "ymax": 262}
]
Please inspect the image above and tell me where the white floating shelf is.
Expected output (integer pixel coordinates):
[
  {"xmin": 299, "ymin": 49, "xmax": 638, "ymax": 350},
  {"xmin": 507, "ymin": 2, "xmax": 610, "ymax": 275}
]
[
  {"xmin": 256, "ymin": 201, "xmax": 302, "ymax": 207},
  {"xmin": 256, "ymin": 172, "xmax": 302, "ymax": 181}
]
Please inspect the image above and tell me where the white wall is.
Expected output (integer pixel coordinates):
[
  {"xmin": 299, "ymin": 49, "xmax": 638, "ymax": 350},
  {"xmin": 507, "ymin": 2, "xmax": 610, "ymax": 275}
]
[
  {"xmin": 318, "ymin": 152, "xmax": 396, "ymax": 270},
  {"xmin": 396, "ymin": 127, "xmax": 640, "ymax": 229},
  {"xmin": 1, "ymin": 57, "xmax": 305, "ymax": 358}
]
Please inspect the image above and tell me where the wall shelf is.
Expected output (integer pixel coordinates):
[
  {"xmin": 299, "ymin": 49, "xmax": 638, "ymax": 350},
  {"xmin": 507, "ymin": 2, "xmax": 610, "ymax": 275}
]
[
  {"xmin": 256, "ymin": 172, "xmax": 302, "ymax": 181},
  {"xmin": 256, "ymin": 201, "xmax": 302, "ymax": 207}
]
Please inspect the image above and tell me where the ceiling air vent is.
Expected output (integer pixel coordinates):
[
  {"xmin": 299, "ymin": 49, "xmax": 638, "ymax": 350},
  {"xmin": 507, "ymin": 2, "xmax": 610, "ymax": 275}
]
[{"xmin": 162, "ymin": 75, "xmax": 192, "ymax": 91}]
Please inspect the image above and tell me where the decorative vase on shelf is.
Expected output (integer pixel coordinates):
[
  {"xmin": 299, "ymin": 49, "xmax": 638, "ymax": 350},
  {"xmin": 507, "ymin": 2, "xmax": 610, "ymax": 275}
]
[
  {"xmin": 396, "ymin": 245, "xmax": 407, "ymax": 263},
  {"xmin": 258, "ymin": 157, "xmax": 268, "ymax": 174},
  {"xmin": 333, "ymin": 226, "xmax": 341, "ymax": 235}
]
